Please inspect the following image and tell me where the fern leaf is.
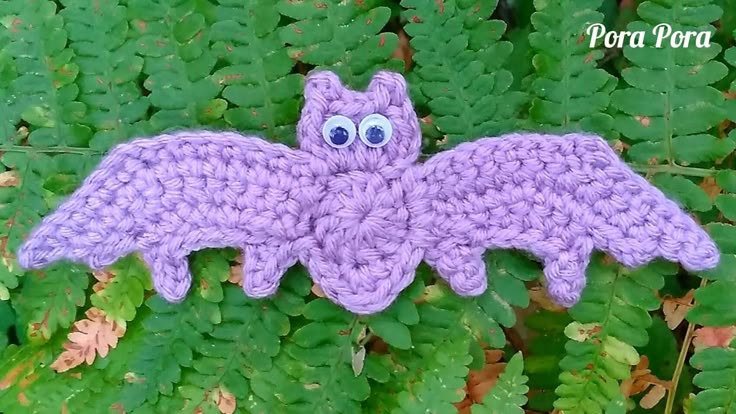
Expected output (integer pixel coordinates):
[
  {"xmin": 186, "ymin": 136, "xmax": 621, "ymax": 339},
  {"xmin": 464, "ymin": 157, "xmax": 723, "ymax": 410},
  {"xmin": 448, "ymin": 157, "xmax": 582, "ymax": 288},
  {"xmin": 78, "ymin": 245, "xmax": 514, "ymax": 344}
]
[
  {"xmin": 0, "ymin": 0, "xmax": 91, "ymax": 301},
  {"xmin": 176, "ymin": 284, "xmax": 294, "ymax": 412},
  {"xmin": 553, "ymin": 256, "xmax": 678, "ymax": 413},
  {"xmin": 386, "ymin": 301, "xmax": 473, "ymax": 414},
  {"xmin": 281, "ymin": 305, "xmax": 370, "ymax": 412},
  {"xmin": 0, "ymin": 30, "xmax": 19, "ymax": 142},
  {"xmin": 460, "ymin": 251, "xmax": 538, "ymax": 350},
  {"xmin": 689, "ymin": 341, "xmax": 736, "ymax": 414},
  {"xmin": 190, "ymin": 248, "xmax": 237, "ymax": 304},
  {"xmin": 278, "ymin": 0, "xmax": 401, "ymax": 89},
  {"xmin": 362, "ymin": 277, "xmax": 471, "ymax": 413},
  {"xmin": 523, "ymin": 310, "xmax": 572, "ymax": 412},
  {"xmin": 728, "ymin": 30, "xmax": 736, "ymax": 92},
  {"xmin": 725, "ymin": 28, "xmax": 736, "ymax": 122},
  {"xmin": 119, "ymin": 294, "xmax": 220, "ymax": 410},
  {"xmin": 127, "ymin": 0, "xmax": 222, "ymax": 131},
  {"xmin": 12, "ymin": 265, "xmax": 88, "ymax": 344},
  {"xmin": 0, "ymin": 301, "xmax": 13, "ymax": 352},
  {"xmin": 471, "ymin": 352, "xmax": 529, "ymax": 414},
  {"xmin": 527, "ymin": 0, "xmax": 616, "ymax": 135},
  {"xmin": 0, "ymin": 345, "xmax": 48, "ymax": 405},
  {"xmin": 611, "ymin": 0, "xmax": 728, "ymax": 211},
  {"xmin": 59, "ymin": 0, "xmax": 150, "ymax": 151},
  {"xmin": 90, "ymin": 256, "xmax": 152, "ymax": 326},
  {"xmin": 0, "ymin": 318, "xmax": 147, "ymax": 413},
  {"xmin": 0, "ymin": 367, "xmax": 78, "ymax": 412},
  {"xmin": 689, "ymin": 225, "xmax": 736, "ymax": 326},
  {"xmin": 400, "ymin": 0, "xmax": 524, "ymax": 147},
  {"xmin": 0, "ymin": 0, "xmax": 90, "ymax": 147},
  {"xmin": 210, "ymin": 0, "xmax": 302, "ymax": 144},
  {"xmin": 365, "ymin": 254, "xmax": 535, "ymax": 412}
]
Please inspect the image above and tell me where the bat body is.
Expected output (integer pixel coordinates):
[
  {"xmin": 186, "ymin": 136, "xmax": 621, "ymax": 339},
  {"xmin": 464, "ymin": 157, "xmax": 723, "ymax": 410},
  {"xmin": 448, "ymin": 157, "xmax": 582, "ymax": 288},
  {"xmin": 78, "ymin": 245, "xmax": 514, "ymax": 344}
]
[{"xmin": 16, "ymin": 71, "xmax": 720, "ymax": 314}]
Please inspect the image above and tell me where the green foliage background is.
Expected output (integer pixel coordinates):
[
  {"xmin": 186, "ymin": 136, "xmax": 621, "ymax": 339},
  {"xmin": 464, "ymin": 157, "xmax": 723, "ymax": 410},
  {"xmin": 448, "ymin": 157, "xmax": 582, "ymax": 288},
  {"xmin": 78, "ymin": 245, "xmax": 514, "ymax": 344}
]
[{"xmin": 0, "ymin": 0, "xmax": 735, "ymax": 413}]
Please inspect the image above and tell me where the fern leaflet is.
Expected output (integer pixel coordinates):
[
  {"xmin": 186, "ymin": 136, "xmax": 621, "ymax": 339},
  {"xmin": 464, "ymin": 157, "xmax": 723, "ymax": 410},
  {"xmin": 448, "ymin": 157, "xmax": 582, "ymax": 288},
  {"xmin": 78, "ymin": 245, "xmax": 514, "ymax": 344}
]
[
  {"xmin": 471, "ymin": 352, "xmax": 529, "ymax": 414},
  {"xmin": 553, "ymin": 257, "xmax": 677, "ymax": 413},
  {"xmin": 127, "ymin": 0, "xmax": 222, "ymax": 131},
  {"xmin": 60, "ymin": 0, "xmax": 150, "ymax": 151},
  {"xmin": 612, "ymin": 0, "xmax": 729, "ymax": 211},
  {"xmin": 211, "ymin": 0, "xmax": 303, "ymax": 145},
  {"xmin": 401, "ymin": 0, "xmax": 523, "ymax": 147},
  {"xmin": 278, "ymin": 0, "xmax": 401, "ymax": 89},
  {"xmin": 528, "ymin": 0, "xmax": 616, "ymax": 135},
  {"xmin": 689, "ymin": 342, "xmax": 736, "ymax": 414}
]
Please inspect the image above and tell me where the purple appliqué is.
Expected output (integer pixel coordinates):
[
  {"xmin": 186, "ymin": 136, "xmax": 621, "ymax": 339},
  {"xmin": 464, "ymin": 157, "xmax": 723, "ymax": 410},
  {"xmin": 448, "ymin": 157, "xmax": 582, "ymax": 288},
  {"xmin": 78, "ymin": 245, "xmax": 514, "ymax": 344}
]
[{"xmin": 16, "ymin": 70, "xmax": 720, "ymax": 315}]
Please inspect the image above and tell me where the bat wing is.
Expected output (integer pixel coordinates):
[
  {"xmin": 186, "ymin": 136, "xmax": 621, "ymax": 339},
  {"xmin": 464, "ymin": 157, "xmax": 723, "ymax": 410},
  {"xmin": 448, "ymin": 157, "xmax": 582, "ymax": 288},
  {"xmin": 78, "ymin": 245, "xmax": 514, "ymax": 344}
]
[
  {"xmin": 412, "ymin": 132, "xmax": 720, "ymax": 307},
  {"xmin": 17, "ymin": 130, "xmax": 325, "ymax": 303}
]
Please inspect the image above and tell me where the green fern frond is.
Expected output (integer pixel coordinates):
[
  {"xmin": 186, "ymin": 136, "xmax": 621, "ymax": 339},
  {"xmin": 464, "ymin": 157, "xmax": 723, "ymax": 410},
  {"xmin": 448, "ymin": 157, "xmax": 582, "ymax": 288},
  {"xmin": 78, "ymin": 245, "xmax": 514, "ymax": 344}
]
[
  {"xmin": 523, "ymin": 310, "xmax": 572, "ymax": 412},
  {"xmin": 725, "ymin": 28, "xmax": 736, "ymax": 123},
  {"xmin": 527, "ymin": 0, "xmax": 616, "ymax": 135},
  {"xmin": 362, "ymin": 279, "xmax": 471, "ymax": 414},
  {"xmin": 190, "ymin": 248, "xmax": 237, "ymax": 304},
  {"xmin": 471, "ymin": 352, "xmax": 529, "ymax": 414},
  {"xmin": 553, "ymin": 256, "xmax": 677, "ymax": 413},
  {"xmin": 0, "ymin": 342, "xmax": 61, "ymax": 411},
  {"xmin": 612, "ymin": 0, "xmax": 729, "ymax": 210},
  {"xmin": 0, "ymin": 29, "xmax": 19, "ymax": 142},
  {"xmin": 0, "ymin": 0, "xmax": 91, "ymax": 301},
  {"xmin": 174, "ymin": 284, "xmax": 293, "ymax": 412},
  {"xmin": 119, "ymin": 294, "xmax": 220, "ymax": 410},
  {"xmin": 127, "ymin": 0, "xmax": 222, "ymax": 131},
  {"xmin": 0, "ymin": 315, "xmax": 147, "ymax": 413},
  {"xmin": 12, "ymin": 265, "xmax": 88, "ymax": 344},
  {"xmin": 728, "ymin": 31, "xmax": 736, "ymax": 92},
  {"xmin": 400, "ymin": 0, "xmax": 524, "ymax": 147},
  {"xmin": 387, "ymin": 303, "xmax": 473, "ymax": 414},
  {"xmin": 278, "ymin": 0, "xmax": 401, "ymax": 89},
  {"xmin": 401, "ymin": 0, "xmax": 524, "ymax": 148},
  {"xmin": 364, "ymin": 254, "xmax": 535, "ymax": 412},
  {"xmin": 280, "ymin": 299, "xmax": 370, "ymax": 413},
  {"xmin": 210, "ymin": 0, "xmax": 302, "ymax": 144},
  {"xmin": 0, "ymin": 0, "xmax": 89, "ymax": 147},
  {"xmin": 463, "ymin": 251, "xmax": 538, "ymax": 349},
  {"xmin": 59, "ymin": 0, "xmax": 150, "ymax": 151},
  {"xmin": 689, "ymin": 223, "xmax": 736, "ymax": 324},
  {"xmin": 90, "ymin": 256, "xmax": 152, "ymax": 326},
  {"xmin": 688, "ymin": 256, "xmax": 736, "ymax": 326},
  {"xmin": 0, "ymin": 152, "xmax": 53, "ymax": 276},
  {"xmin": 689, "ymin": 341, "xmax": 736, "ymax": 414}
]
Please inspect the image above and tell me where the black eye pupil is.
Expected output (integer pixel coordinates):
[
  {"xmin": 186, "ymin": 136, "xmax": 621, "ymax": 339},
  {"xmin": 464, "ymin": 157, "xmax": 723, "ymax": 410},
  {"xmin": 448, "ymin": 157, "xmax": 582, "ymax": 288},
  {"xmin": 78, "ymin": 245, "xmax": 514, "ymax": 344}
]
[
  {"xmin": 366, "ymin": 125, "xmax": 384, "ymax": 144},
  {"xmin": 330, "ymin": 126, "xmax": 349, "ymax": 145}
]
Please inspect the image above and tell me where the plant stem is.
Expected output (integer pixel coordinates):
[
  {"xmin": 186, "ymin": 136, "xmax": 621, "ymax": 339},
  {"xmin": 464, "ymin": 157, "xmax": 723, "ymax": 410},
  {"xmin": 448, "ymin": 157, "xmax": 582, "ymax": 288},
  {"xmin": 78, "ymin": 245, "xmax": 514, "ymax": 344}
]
[
  {"xmin": 631, "ymin": 163, "xmax": 717, "ymax": 178},
  {"xmin": 0, "ymin": 145, "xmax": 103, "ymax": 155},
  {"xmin": 664, "ymin": 277, "xmax": 709, "ymax": 414}
]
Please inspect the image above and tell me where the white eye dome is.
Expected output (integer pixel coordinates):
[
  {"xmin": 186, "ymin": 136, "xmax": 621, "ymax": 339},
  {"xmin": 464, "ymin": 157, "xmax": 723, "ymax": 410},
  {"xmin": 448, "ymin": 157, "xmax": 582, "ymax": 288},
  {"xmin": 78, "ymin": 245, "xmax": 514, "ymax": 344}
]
[
  {"xmin": 322, "ymin": 115, "xmax": 356, "ymax": 148},
  {"xmin": 359, "ymin": 114, "xmax": 393, "ymax": 148}
]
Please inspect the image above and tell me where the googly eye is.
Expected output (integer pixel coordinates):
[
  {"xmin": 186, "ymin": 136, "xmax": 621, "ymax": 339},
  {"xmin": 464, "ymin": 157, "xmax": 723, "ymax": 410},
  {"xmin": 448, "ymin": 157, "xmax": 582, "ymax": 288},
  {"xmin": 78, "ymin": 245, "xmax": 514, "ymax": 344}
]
[
  {"xmin": 322, "ymin": 115, "xmax": 356, "ymax": 149},
  {"xmin": 359, "ymin": 114, "xmax": 393, "ymax": 148}
]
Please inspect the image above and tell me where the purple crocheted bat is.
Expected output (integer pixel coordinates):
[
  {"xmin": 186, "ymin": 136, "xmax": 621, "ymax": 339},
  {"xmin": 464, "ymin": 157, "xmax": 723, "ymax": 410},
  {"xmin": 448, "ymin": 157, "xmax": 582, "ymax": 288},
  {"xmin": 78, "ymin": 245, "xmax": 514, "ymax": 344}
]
[{"xmin": 16, "ymin": 70, "xmax": 720, "ymax": 314}]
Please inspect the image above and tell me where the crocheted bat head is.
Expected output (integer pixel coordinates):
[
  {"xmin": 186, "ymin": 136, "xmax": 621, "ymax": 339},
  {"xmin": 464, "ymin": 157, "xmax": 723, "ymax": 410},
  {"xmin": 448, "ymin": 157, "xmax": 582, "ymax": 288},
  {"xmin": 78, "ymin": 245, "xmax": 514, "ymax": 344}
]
[
  {"xmin": 297, "ymin": 71, "xmax": 421, "ymax": 173},
  {"xmin": 15, "ymin": 70, "xmax": 720, "ymax": 315}
]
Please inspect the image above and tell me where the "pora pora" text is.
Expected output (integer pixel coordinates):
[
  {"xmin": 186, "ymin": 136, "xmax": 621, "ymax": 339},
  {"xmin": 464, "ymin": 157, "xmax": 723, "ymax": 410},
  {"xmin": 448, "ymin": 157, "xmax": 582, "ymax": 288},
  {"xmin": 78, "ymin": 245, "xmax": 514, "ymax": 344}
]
[{"xmin": 586, "ymin": 23, "xmax": 712, "ymax": 49}]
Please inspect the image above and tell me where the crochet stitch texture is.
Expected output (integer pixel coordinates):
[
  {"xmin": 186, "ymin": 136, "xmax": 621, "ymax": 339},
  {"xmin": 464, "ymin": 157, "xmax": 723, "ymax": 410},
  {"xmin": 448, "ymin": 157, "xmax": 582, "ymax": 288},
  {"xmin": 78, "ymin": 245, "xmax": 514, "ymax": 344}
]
[{"xmin": 16, "ymin": 70, "xmax": 720, "ymax": 314}]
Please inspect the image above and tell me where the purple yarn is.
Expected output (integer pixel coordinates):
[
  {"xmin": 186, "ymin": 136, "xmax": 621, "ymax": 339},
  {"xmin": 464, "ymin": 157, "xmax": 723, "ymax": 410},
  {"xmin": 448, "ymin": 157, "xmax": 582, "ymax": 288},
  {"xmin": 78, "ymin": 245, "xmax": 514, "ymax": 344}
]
[{"xmin": 16, "ymin": 70, "xmax": 720, "ymax": 314}]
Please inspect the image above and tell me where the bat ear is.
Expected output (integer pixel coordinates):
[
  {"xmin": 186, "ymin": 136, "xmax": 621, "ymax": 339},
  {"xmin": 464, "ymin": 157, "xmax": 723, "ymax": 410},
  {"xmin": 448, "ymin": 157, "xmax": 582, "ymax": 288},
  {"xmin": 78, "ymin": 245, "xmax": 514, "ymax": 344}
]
[
  {"xmin": 366, "ymin": 71, "xmax": 409, "ymax": 105},
  {"xmin": 304, "ymin": 70, "xmax": 347, "ymax": 103}
]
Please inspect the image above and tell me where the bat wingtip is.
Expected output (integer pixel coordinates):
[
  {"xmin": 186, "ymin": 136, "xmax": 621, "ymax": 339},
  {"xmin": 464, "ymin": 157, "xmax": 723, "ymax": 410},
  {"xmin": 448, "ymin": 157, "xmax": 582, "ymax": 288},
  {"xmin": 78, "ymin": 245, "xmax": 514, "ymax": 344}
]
[
  {"xmin": 680, "ymin": 239, "xmax": 721, "ymax": 273},
  {"xmin": 15, "ymin": 234, "xmax": 66, "ymax": 271},
  {"xmin": 15, "ymin": 243, "xmax": 44, "ymax": 270}
]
